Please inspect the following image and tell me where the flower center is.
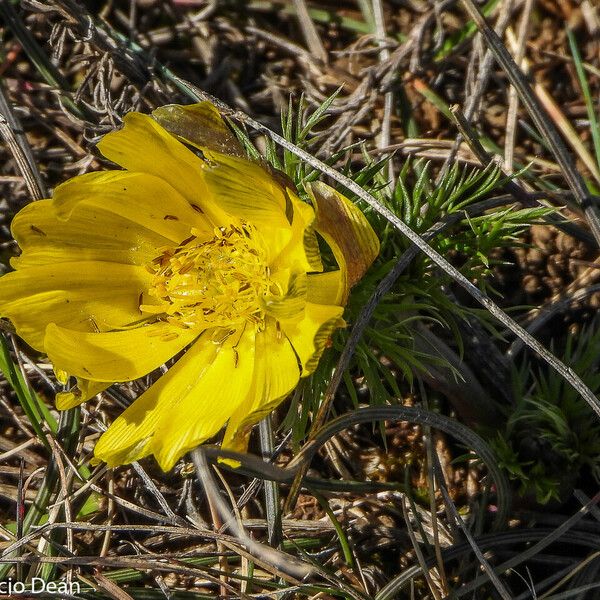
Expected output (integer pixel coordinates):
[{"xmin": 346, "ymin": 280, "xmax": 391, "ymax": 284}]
[{"xmin": 143, "ymin": 224, "xmax": 273, "ymax": 329}]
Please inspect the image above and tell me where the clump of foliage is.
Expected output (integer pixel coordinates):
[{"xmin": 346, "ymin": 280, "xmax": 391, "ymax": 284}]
[
  {"xmin": 495, "ymin": 317, "xmax": 600, "ymax": 503},
  {"xmin": 337, "ymin": 159, "xmax": 551, "ymax": 400},
  {"xmin": 261, "ymin": 96, "xmax": 554, "ymax": 437}
]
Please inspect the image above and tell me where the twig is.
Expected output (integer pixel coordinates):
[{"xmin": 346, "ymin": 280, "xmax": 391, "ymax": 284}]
[
  {"xmin": 418, "ymin": 379, "xmax": 450, "ymax": 596},
  {"xmin": 372, "ymin": 0, "xmax": 394, "ymax": 185},
  {"xmin": 258, "ymin": 415, "xmax": 282, "ymax": 548},
  {"xmin": 0, "ymin": 107, "xmax": 45, "ymax": 201},
  {"xmin": 190, "ymin": 448, "xmax": 315, "ymax": 581},
  {"xmin": 401, "ymin": 496, "xmax": 443, "ymax": 600},
  {"xmin": 292, "ymin": 0, "xmax": 327, "ymax": 62},
  {"xmin": 131, "ymin": 462, "xmax": 187, "ymax": 526},
  {"xmin": 504, "ymin": 0, "xmax": 534, "ymax": 172},
  {"xmin": 438, "ymin": 0, "xmax": 515, "ymax": 182},
  {"xmin": 434, "ymin": 467, "xmax": 514, "ymax": 600}
]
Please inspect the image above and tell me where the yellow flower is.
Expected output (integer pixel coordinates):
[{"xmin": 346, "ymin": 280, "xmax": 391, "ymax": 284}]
[{"xmin": 0, "ymin": 103, "xmax": 379, "ymax": 471}]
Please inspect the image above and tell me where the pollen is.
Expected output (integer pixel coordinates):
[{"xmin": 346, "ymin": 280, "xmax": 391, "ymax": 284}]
[{"xmin": 142, "ymin": 223, "xmax": 272, "ymax": 329}]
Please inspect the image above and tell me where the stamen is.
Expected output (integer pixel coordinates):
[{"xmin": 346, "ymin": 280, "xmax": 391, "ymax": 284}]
[{"xmin": 143, "ymin": 223, "xmax": 272, "ymax": 330}]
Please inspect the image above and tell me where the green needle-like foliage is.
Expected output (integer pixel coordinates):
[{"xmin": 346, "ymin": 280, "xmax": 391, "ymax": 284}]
[
  {"xmin": 327, "ymin": 158, "xmax": 553, "ymax": 410},
  {"xmin": 495, "ymin": 317, "xmax": 600, "ymax": 503}
]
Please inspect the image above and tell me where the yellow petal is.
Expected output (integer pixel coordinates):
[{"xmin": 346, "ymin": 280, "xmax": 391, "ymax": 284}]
[
  {"xmin": 97, "ymin": 112, "xmax": 229, "ymax": 226},
  {"xmin": 306, "ymin": 181, "xmax": 380, "ymax": 301},
  {"xmin": 280, "ymin": 302, "xmax": 345, "ymax": 377},
  {"xmin": 152, "ymin": 102, "xmax": 297, "ymax": 222},
  {"xmin": 44, "ymin": 321, "xmax": 200, "ymax": 382},
  {"xmin": 52, "ymin": 170, "xmax": 211, "ymax": 240},
  {"xmin": 93, "ymin": 330, "xmax": 218, "ymax": 467},
  {"xmin": 56, "ymin": 379, "xmax": 108, "ymax": 410},
  {"xmin": 152, "ymin": 102, "xmax": 301, "ymax": 252},
  {"xmin": 94, "ymin": 327, "xmax": 255, "ymax": 471},
  {"xmin": 262, "ymin": 272, "xmax": 307, "ymax": 321},
  {"xmin": 10, "ymin": 180, "xmax": 199, "ymax": 269},
  {"xmin": 223, "ymin": 318, "xmax": 300, "ymax": 452},
  {"xmin": 0, "ymin": 262, "xmax": 153, "ymax": 350},
  {"xmin": 151, "ymin": 327, "xmax": 255, "ymax": 470},
  {"xmin": 152, "ymin": 102, "xmax": 245, "ymax": 158},
  {"xmin": 270, "ymin": 192, "xmax": 323, "ymax": 273},
  {"xmin": 203, "ymin": 152, "xmax": 292, "ymax": 230},
  {"xmin": 307, "ymin": 271, "xmax": 345, "ymax": 306}
]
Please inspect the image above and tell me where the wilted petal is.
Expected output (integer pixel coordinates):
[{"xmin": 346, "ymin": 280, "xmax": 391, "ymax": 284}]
[
  {"xmin": 306, "ymin": 181, "xmax": 379, "ymax": 301},
  {"xmin": 152, "ymin": 102, "xmax": 246, "ymax": 158}
]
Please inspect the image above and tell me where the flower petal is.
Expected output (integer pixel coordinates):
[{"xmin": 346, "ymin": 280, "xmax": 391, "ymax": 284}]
[
  {"xmin": 223, "ymin": 318, "xmax": 300, "ymax": 452},
  {"xmin": 0, "ymin": 262, "xmax": 153, "ymax": 350},
  {"xmin": 306, "ymin": 181, "xmax": 379, "ymax": 301},
  {"xmin": 152, "ymin": 102, "xmax": 246, "ymax": 158},
  {"xmin": 52, "ymin": 170, "xmax": 211, "ymax": 240},
  {"xmin": 10, "ymin": 171, "xmax": 210, "ymax": 269},
  {"xmin": 96, "ymin": 112, "xmax": 229, "ymax": 225},
  {"xmin": 203, "ymin": 153, "xmax": 292, "ymax": 230},
  {"xmin": 307, "ymin": 271, "xmax": 344, "ymax": 306},
  {"xmin": 280, "ymin": 302, "xmax": 345, "ymax": 377},
  {"xmin": 93, "ymin": 327, "xmax": 255, "ymax": 471},
  {"xmin": 270, "ymin": 192, "xmax": 322, "ymax": 273},
  {"xmin": 11, "ymin": 199, "xmax": 159, "ymax": 268},
  {"xmin": 44, "ymin": 321, "xmax": 200, "ymax": 382},
  {"xmin": 152, "ymin": 102, "xmax": 300, "ymax": 252},
  {"xmin": 152, "ymin": 102, "xmax": 294, "ymax": 228},
  {"xmin": 262, "ymin": 272, "xmax": 307, "ymax": 321},
  {"xmin": 56, "ymin": 379, "xmax": 108, "ymax": 410}
]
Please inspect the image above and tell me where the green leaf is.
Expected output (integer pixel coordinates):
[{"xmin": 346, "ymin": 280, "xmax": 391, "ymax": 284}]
[{"xmin": 0, "ymin": 334, "xmax": 56, "ymax": 449}]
